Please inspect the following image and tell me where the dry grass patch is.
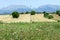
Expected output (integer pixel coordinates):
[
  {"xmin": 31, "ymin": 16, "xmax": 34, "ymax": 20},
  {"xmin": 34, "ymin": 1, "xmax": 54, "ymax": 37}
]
[
  {"xmin": 0, "ymin": 14, "xmax": 59, "ymax": 23},
  {"xmin": 31, "ymin": 14, "xmax": 57, "ymax": 22},
  {"xmin": 51, "ymin": 14, "xmax": 60, "ymax": 20},
  {"xmin": 0, "ymin": 14, "xmax": 30, "ymax": 23}
]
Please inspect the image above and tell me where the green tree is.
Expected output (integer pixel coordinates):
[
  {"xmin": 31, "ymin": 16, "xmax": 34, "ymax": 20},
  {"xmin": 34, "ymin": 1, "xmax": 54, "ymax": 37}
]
[
  {"xmin": 12, "ymin": 11, "xmax": 19, "ymax": 18},
  {"xmin": 31, "ymin": 10, "xmax": 35, "ymax": 15},
  {"xmin": 44, "ymin": 13, "xmax": 49, "ymax": 18},
  {"xmin": 20, "ymin": 12, "xmax": 24, "ymax": 14},
  {"xmin": 43, "ymin": 11, "xmax": 46, "ymax": 13},
  {"xmin": 56, "ymin": 10, "xmax": 60, "ymax": 16},
  {"xmin": 25, "ymin": 11, "xmax": 29, "ymax": 14}
]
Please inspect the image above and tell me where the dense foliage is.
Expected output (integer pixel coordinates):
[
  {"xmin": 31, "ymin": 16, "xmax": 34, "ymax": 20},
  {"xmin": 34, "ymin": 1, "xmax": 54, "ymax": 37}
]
[
  {"xmin": 43, "ymin": 12, "xmax": 53, "ymax": 19},
  {"xmin": 31, "ymin": 10, "xmax": 36, "ymax": 15},
  {"xmin": 44, "ymin": 12, "xmax": 49, "ymax": 18},
  {"xmin": 48, "ymin": 15, "xmax": 54, "ymax": 19},
  {"xmin": 20, "ymin": 12, "xmax": 24, "ymax": 14},
  {"xmin": 25, "ymin": 11, "xmax": 29, "ymax": 14},
  {"xmin": 56, "ymin": 10, "xmax": 60, "ymax": 16},
  {"xmin": 12, "ymin": 11, "xmax": 19, "ymax": 18}
]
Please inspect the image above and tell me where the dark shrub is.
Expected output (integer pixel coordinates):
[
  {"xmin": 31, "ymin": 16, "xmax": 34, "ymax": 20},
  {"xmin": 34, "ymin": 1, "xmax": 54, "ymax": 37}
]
[
  {"xmin": 31, "ymin": 10, "xmax": 35, "ymax": 15},
  {"xmin": 58, "ymin": 13, "xmax": 60, "ymax": 16},
  {"xmin": 43, "ymin": 12, "xmax": 53, "ymax": 19},
  {"xmin": 12, "ymin": 11, "xmax": 19, "ymax": 18},
  {"xmin": 25, "ymin": 12, "xmax": 29, "ymax": 14},
  {"xmin": 48, "ymin": 15, "xmax": 53, "ymax": 19},
  {"xmin": 43, "ymin": 11, "xmax": 46, "ymax": 13},
  {"xmin": 56, "ymin": 10, "xmax": 59, "ymax": 14},
  {"xmin": 56, "ymin": 10, "xmax": 60, "ymax": 16},
  {"xmin": 58, "ymin": 20, "xmax": 60, "ymax": 22},
  {"xmin": 20, "ymin": 12, "xmax": 24, "ymax": 14},
  {"xmin": 44, "ymin": 13, "xmax": 49, "ymax": 18}
]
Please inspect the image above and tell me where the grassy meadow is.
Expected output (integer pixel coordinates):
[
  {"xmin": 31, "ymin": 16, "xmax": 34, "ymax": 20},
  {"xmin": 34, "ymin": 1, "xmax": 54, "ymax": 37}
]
[
  {"xmin": 0, "ymin": 22, "xmax": 60, "ymax": 40},
  {"xmin": 0, "ymin": 12, "xmax": 60, "ymax": 40}
]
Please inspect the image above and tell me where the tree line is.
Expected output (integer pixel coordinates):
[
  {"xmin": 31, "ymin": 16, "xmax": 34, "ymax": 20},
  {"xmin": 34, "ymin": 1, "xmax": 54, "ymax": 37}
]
[{"xmin": 11, "ymin": 10, "xmax": 60, "ymax": 18}]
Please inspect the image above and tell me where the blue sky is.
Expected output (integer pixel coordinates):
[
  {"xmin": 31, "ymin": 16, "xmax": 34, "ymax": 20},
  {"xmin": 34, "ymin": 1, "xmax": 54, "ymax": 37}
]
[{"xmin": 0, "ymin": 0, "xmax": 60, "ymax": 9}]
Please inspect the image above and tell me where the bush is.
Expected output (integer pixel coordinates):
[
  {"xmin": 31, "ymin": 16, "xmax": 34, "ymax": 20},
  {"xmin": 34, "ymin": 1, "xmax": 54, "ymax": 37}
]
[
  {"xmin": 56, "ymin": 10, "xmax": 60, "ymax": 16},
  {"xmin": 43, "ymin": 11, "xmax": 46, "ymax": 13},
  {"xmin": 12, "ymin": 11, "xmax": 19, "ymax": 18},
  {"xmin": 20, "ymin": 12, "xmax": 24, "ymax": 14},
  {"xmin": 31, "ymin": 11, "xmax": 35, "ymax": 15},
  {"xmin": 25, "ymin": 12, "xmax": 29, "ymax": 14},
  {"xmin": 58, "ymin": 13, "xmax": 60, "ymax": 16},
  {"xmin": 43, "ymin": 12, "xmax": 53, "ymax": 19},
  {"xmin": 58, "ymin": 20, "xmax": 60, "ymax": 22},
  {"xmin": 48, "ymin": 15, "xmax": 54, "ymax": 19},
  {"xmin": 44, "ymin": 13, "xmax": 49, "ymax": 18}
]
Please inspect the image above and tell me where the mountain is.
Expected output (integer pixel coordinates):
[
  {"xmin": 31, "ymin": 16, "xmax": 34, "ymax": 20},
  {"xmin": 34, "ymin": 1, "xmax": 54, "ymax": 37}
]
[
  {"xmin": 34, "ymin": 5, "xmax": 60, "ymax": 12},
  {"xmin": 0, "ymin": 5, "xmax": 60, "ymax": 14},
  {"xmin": 0, "ymin": 5, "xmax": 31, "ymax": 14}
]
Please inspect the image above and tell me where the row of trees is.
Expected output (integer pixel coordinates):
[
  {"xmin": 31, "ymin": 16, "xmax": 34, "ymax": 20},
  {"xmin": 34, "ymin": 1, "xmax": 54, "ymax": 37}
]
[
  {"xmin": 11, "ymin": 10, "xmax": 60, "ymax": 18},
  {"xmin": 12, "ymin": 11, "xmax": 35, "ymax": 18}
]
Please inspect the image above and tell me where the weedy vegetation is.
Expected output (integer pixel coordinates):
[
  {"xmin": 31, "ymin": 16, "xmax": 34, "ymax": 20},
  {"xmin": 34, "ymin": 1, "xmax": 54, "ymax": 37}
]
[
  {"xmin": 0, "ymin": 10, "xmax": 60, "ymax": 40},
  {"xmin": 0, "ymin": 22, "xmax": 60, "ymax": 40}
]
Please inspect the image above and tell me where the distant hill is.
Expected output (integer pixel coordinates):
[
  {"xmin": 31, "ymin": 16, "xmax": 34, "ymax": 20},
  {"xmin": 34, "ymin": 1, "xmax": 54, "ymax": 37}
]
[
  {"xmin": 34, "ymin": 5, "xmax": 60, "ymax": 12},
  {"xmin": 0, "ymin": 5, "xmax": 60, "ymax": 14},
  {"xmin": 0, "ymin": 5, "xmax": 31, "ymax": 14}
]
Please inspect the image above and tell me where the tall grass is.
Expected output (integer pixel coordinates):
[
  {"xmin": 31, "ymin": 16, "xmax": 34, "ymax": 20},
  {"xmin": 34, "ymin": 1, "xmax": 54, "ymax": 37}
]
[{"xmin": 0, "ymin": 22, "xmax": 60, "ymax": 40}]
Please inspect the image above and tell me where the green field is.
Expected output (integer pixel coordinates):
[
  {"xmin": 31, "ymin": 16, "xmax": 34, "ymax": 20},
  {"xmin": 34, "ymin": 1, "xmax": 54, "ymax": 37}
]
[{"xmin": 0, "ymin": 22, "xmax": 60, "ymax": 40}]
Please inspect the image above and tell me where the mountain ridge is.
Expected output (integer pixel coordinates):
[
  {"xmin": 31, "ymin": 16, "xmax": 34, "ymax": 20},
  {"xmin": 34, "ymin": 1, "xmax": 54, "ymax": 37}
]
[
  {"xmin": 0, "ymin": 5, "xmax": 60, "ymax": 14},
  {"xmin": 34, "ymin": 4, "xmax": 60, "ymax": 12},
  {"xmin": 0, "ymin": 5, "xmax": 32, "ymax": 14}
]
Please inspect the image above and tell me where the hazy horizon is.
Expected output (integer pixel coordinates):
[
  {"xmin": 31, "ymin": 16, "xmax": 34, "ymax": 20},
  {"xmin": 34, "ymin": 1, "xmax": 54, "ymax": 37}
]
[{"xmin": 0, "ymin": 0, "xmax": 60, "ymax": 9}]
